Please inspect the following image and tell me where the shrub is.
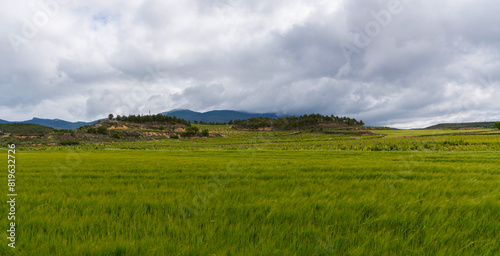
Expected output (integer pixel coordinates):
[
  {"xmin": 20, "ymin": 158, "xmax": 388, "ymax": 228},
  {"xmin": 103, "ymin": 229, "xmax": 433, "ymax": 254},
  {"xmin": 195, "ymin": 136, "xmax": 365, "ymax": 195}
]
[
  {"xmin": 112, "ymin": 133, "xmax": 120, "ymax": 139},
  {"xmin": 87, "ymin": 127, "xmax": 97, "ymax": 134},
  {"xmin": 170, "ymin": 134, "xmax": 179, "ymax": 139},
  {"xmin": 182, "ymin": 126, "xmax": 199, "ymax": 137},
  {"xmin": 97, "ymin": 126, "xmax": 108, "ymax": 135},
  {"xmin": 54, "ymin": 129, "xmax": 76, "ymax": 136},
  {"xmin": 159, "ymin": 125, "xmax": 165, "ymax": 131},
  {"xmin": 187, "ymin": 126, "xmax": 199, "ymax": 133},
  {"xmin": 495, "ymin": 122, "xmax": 500, "ymax": 130},
  {"xmin": 201, "ymin": 129, "xmax": 209, "ymax": 136},
  {"xmin": 59, "ymin": 141, "xmax": 80, "ymax": 146}
]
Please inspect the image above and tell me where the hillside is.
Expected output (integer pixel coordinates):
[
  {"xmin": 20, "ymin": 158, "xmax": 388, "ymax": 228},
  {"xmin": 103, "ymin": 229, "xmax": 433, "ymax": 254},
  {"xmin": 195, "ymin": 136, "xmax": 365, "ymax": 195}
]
[
  {"xmin": 233, "ymin": 114, "xmax": 365, "ymax": 131},
  {"xmin": 0, "ymin": 113, "xmax": 365, "ymax": 148},
  {"xmin": 0, "ymin": 123, "xmax": 54, "ymax": 135},
  {"xmin": 161, "ymin": 109, "xmax": 280, "ymax": 123},
  {"xmin": 425, "ymin": 122, "xmax": 497, "ymax": 129},
  {"xmin": 1, "ymin": 116, "xmax": 216, "ymax": 148}
]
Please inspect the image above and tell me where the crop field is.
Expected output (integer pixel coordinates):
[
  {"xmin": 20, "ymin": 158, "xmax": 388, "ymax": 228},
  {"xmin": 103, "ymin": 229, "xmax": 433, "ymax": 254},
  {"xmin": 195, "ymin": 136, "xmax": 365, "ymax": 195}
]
[
  {"xmin": 373, "ymin": 129, "xmax": 492, "ymax": 138},
  {"xmin": 1, "ymin": 128, "xmax": 499, "ymax": 255}
]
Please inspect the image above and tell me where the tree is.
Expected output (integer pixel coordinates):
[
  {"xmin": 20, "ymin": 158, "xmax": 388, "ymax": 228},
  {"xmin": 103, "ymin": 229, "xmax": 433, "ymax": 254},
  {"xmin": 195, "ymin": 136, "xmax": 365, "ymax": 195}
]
[
  {"xmin": 494, "ymin": 122, "xmax": 500, "ymax": 130},
  {"xmin": 108, "ymin": 114, "xmax": 114, "ymax": 120}
]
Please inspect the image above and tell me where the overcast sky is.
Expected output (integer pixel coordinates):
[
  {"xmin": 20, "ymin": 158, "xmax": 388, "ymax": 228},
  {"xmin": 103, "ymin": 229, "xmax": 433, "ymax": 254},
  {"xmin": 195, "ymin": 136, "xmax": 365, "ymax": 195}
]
[{"xmin": 1, "ymin": 0, "xmax": 499, "ymax": 128}]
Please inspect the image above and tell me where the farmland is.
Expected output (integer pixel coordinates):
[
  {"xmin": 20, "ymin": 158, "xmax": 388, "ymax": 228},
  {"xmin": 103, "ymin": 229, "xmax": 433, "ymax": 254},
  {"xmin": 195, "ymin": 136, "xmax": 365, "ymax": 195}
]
[{"xmin": 1, "ymin": 126, "xmax": 499, "ymax": 255}]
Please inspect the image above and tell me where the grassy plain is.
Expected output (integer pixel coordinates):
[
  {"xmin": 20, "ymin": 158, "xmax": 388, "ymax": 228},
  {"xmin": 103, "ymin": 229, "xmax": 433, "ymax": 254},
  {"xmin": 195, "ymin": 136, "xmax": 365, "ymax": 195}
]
[
  {"xmin": 1, "ymin": 127, "xmax": 499, "ymax": 255},
  {"xmin": 373, "ymin": 129, "xmax": 493, "ymax": 138}
]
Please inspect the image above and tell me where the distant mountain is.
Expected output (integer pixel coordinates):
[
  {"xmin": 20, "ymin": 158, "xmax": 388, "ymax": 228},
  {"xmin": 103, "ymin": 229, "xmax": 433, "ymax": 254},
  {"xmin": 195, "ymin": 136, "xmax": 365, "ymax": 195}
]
[
  {"xmin": 161, "ymin": 109, "xmax": 280, "ymax": 123},
  {"xmin": 22, "ymin": 118, "xmax": 98, "ymax": 129},
  {"xmin": 0, "ymin": 118, "xmax": 98, "ymax": 130},
  {"xmin": 0, "ymin": 109, "xmax": 281, "ymax": 129},
  {"xmin": 425, "ymin": 122, "xmax": 497, "ymax": 129}
]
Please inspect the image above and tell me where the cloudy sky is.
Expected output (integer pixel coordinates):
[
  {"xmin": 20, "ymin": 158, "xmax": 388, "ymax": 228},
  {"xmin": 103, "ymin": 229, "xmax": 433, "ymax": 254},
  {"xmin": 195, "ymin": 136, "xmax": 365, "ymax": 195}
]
[{"xmin": 1, "ymin": 0, "xmax": 499, "ymax": 128}]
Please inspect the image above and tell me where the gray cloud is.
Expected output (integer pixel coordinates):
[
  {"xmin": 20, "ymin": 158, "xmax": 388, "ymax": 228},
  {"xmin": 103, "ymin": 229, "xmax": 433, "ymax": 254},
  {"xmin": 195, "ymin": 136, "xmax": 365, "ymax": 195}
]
[{"xmin": 1, "ymin": 0, "xmax": 499, "ymax": 128}]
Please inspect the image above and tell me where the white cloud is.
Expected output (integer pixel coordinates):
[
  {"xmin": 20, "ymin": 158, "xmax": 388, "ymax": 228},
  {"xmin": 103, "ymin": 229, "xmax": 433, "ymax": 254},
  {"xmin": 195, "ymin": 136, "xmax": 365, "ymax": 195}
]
[{"xmin": 1, "ymin": 0, "xmax": 499, "ymax": 128}]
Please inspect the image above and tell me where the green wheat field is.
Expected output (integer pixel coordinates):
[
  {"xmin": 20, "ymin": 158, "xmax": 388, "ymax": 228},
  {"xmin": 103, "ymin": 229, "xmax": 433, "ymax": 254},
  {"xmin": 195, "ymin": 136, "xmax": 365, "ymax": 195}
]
[{"xmin": 1, "ymin": 127, "xmax": 499, "ymax": 255}]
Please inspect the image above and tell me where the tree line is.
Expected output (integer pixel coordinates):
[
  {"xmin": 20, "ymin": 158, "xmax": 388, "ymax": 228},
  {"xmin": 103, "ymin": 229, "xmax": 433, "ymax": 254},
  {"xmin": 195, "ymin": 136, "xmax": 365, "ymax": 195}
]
[
  {"xmin": 110, "ymin": 113, "xmax": 365, "ymax": 130},
  {"xmin": 114, "ymin": 114, "xmax": 191, "ymax": 126},
  {"xmin": 111, "ymin": 113, "xmax": 228, "ymax": 126},
  {"xmin": 233, "ymin": 114, "xmax": 364, "ymax": 130},
  {"xmin": 193, "ymin": 121, "xmax": 227, "ymax": 125}
]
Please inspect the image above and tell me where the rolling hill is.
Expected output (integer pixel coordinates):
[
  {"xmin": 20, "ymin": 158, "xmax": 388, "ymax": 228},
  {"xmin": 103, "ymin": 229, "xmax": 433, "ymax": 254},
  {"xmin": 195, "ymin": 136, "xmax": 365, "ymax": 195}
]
[
  {"xmin": 0, "ymin": 123, "xmax": 54, "ymax": 135},
  {"xmin": 425, "ymin": 121, "xmax": 497, "ymax": 129}
]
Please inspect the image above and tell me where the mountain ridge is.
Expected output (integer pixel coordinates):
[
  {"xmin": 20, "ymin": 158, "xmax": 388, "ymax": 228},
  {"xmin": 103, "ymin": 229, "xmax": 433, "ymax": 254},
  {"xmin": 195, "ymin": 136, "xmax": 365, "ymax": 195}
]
[
  {"xmin": 0, "ymin": 110, "xmax": 282, "ymax": 129},
  {"xmin": 160, "ymin": 109, "xmax": 281, "ymax": 123},
  {"xmin": 0, "ymin": 118, "xmax": 97, "ymax": 130}
]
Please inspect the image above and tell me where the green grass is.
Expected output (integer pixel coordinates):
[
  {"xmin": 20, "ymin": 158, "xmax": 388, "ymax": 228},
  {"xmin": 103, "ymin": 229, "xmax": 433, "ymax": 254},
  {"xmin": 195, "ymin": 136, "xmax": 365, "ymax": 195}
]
[
  {"xmin": 8, "ymin": 125, "xmax": 499, "ymax": 152},
  {"xmin": 2, "ymin": 150, "xmax": 499, "ymax": 255},
  {"xmin": 5, "ymin": 124, "xmax": 499, "ymax": 152},
  {"xmin": 425, "ymin": 122, "xmax": 497, "ymax": 129},
  {"xmin": 373, "ymin": 129, "xmax": 493, "ymax": 138},
  {"xmin": 44, "ymin": 131, "xmax": 500, "ymax": 152}
]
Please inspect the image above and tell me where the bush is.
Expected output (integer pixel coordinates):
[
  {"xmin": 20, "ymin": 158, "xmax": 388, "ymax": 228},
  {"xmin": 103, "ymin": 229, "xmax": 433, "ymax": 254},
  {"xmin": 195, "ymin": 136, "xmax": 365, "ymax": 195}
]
[
  {"xmin": 97, "ymin": 126, "xmax": 108, "ymax": 135},
  {"xmin": 182, "ymin": 126, "xmax": 199, "ymax": 137},
  {"xmin": 87, "ymin": 127, "xmax": 97, "ymax": 134},
  {"xmin": 170, "ymin": 134, "xmax": 179, "ymax": 139},
  {"xmin": 159, "ymin": 125, "xmax": 165, "ymax": 131},
  {"xmin": 201, "ymin": 129, "xmax": 209, "ymax": 136},
  {"xmin": 59, "ymin": 141, "xmax": 80, "ymax": 146},
  {"xmin": 495, "ymin": 122, "xmax": 500, "ymax": 130},
  {"xmin": 187, "ymin": 126, "xmax": 199, "ymax": 133},
  {"xmin": 111, "ymin": 133, "xmax": 120, "ymax": 139}
]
